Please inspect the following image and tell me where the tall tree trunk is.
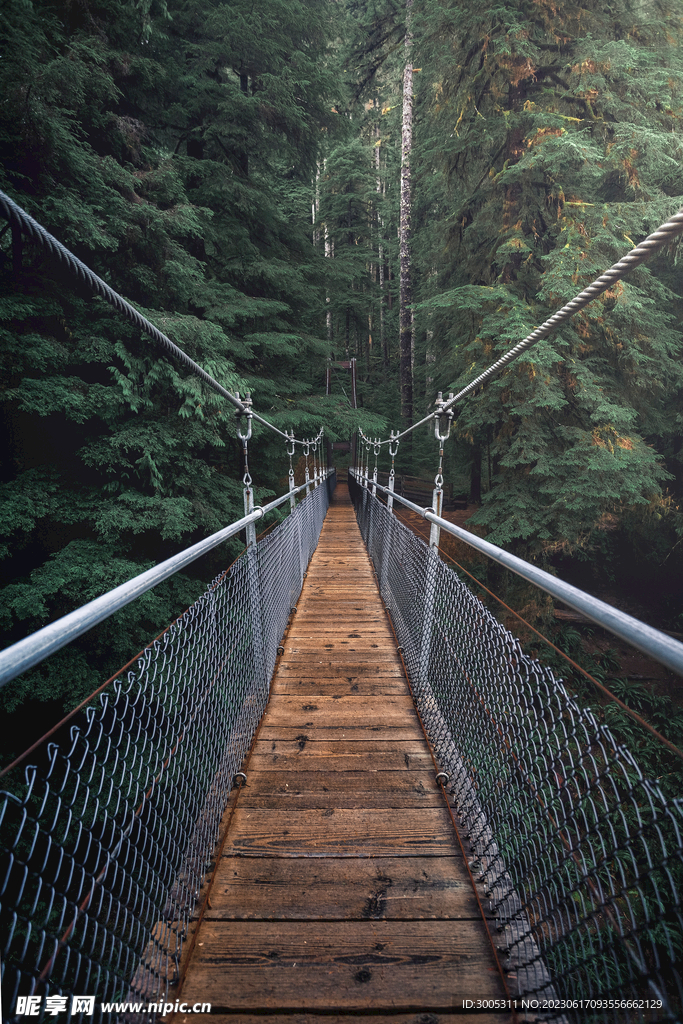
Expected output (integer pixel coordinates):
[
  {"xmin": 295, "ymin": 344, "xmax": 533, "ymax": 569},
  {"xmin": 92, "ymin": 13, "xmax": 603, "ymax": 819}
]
[
  {"xmin": 399, "ymin": 0, "xmax": 413, "ymax": 426},
  {"xmin": 375, "ymin": 126, "xmax": 387, "ymax": 367},
  {"xmin": 312, "ymin": 162, "xmax": 321, "ymax": 247},
  {"xmin": 323, "ymin": 158, "xmax": 333, "ymax": 346}
]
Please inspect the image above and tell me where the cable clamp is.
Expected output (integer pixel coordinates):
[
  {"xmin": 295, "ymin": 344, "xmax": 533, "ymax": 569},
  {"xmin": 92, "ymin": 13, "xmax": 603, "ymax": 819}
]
[
  {"xmin": 277, "ymin": 645, "xmax": 285, "ymax": 655},
  {"xmin": 435, "ymin": 771, "xmax": 450, "ymax": 785},
  {"xmin": 434, "ymin": 391, "xmax": 454, "ymax": 442},
  {"xmin": 388, "ymin": 430, "xmax": 400, "ymax": 458},
  {"xmin": 235, "ymin": 391, "xmax": 253, "ymax": 442},
  {"xmin": 233, "ymin": 771, "xmax": 248, "ymax": 786}
]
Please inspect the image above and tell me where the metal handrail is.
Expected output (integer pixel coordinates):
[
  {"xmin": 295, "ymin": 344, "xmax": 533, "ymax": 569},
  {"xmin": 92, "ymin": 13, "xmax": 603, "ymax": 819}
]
[
  {"xmin": 349, "ymin": 470, "xmax": 683, "ymax": 1019},
  {"xmin": 352, "ymin": 471, "xmax": 683, "ymax": 678},
  {"xmin": 0, "ymin": 475, "xmax": 332, "ymax": 689}
]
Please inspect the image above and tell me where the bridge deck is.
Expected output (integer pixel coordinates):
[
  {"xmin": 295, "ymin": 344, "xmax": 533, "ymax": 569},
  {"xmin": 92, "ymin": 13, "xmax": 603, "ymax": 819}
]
[{"xmin": 175, "ymin": 483, "xmax": 513, "ymax": 1023}]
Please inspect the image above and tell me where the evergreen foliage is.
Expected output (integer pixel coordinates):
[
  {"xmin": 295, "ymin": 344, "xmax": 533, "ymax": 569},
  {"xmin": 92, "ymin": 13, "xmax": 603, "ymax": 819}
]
[
  {"xmin": 410, "ymin": 0, "xmax": 683, "ymax": 594},
  {"xmin": 2, "ymin": 0, "xmax": 683, "ymax": 755},
  {"xmin": 0, "ymin": 0, "xmax": 385, "ymax": 749}
]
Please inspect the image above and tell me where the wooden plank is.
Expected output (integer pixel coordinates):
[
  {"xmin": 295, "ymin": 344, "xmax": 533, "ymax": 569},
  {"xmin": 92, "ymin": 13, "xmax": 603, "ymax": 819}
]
[
  {"xmin": 258, "ymin": 725, "xmax": 424, "ymax": 742},
  {"xmin": 224, "ymin": 807, "xmax": 457, "ymax": 857},
  {"xmin": 285, "ymin": 645, "xmax": 396, "ymax": 656},
  {"xmin": 271, "ymin": 678, "xmax": 408, "ymax": 696},
  {"xmin": 179, "ymin": 921, "xmax": 508, "ymax": 1010},
  {"xmin": 252, "ymin": 739, "xmax": 428, "ymax": 755},
  {"xmin": 248, "ymin": 752, "xmax": 434, "ymax": 772},
  {"xmin": 259, "ymin": 716, "xmax": 418, "ymax": 731},
  {"xmin": 290, "ymin": 619, "xmax": 389, "ymax": 627},
  {"xmin": 287, "ymin": 623, "xmax": 392, "ymax": 631},
  {"xmin": 263, "ymin": 694, "xmax": 414, "ymax": 715},
  {"xmin": 284, "ymin": 632, "xmax": 393, "ymax": 640},
  {"xmin": 207, "ymin": 857, "xmax": 486, "ymax": 920},
  {"xmin": 236, "ymin": 770, "xmax": 444, "ymax": 808},
  {"xmin": 266, "ymin": 693, "xmax": 414, "ymax": 706},
  {"xmin": 276, "ymin": 664, "xmax": 405, "ymax": 677},
  {"xmin": 283, "ymin": 655, "xmax": 403, "ymax": 666}
]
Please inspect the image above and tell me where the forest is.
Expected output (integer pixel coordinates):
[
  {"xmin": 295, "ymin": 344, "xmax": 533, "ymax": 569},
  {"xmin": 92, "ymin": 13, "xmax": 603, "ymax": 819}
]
[{"xmin": 1, "ymin": 0, "xmax": 683, "ymax": 763}]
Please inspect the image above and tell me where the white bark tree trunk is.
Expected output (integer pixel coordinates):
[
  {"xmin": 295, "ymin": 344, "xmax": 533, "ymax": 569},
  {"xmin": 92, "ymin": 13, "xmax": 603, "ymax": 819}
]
[{"xmin": 399, "ymin": 0, "xmax": 414, "ymax": 426}]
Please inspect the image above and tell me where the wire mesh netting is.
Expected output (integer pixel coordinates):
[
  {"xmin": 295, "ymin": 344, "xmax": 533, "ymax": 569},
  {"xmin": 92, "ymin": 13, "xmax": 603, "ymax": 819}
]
[
  {"xmin": 0, "ymin": 475, "xmax": 334, "ymax": 1022},
  {"xmin": 350, "ymin": 473, "xmax": 683, "ymax": 1024}
]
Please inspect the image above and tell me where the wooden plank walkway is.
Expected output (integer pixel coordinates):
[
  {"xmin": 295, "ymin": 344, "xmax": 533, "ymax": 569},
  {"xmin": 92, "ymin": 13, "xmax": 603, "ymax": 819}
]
[{"xmin": 175, "ymin": 482, "xmax": 513, "ymax": 1024}]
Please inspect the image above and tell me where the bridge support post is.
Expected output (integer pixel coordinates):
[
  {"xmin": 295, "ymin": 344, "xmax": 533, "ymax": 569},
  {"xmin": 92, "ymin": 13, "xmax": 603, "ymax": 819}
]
[
  {"xmin": 243, "ymin": 480, "xmax": 257, "ymax": 550},
  {"xmin": 246, "ymin": 543, "xmax": 267, "ymax": 703},
  {"xmin": 286, "ymin": 432, "xmax": 297, "ymax": 513},
  {"xmin": 379, "ymin": 491, "xmax": 393, "ymax": 598},
  {"xmin": 418, "ymin": 549, "xmax": 438, "ymax": 697},
  {"xmin": 429, "ymin": 483, "xmax": 442, "ymax": 551},
  {"xmin": 387, "ymin": 432, "xmax": 399, "ymax": 515},
  {"xmin": 428, "ymin": 392, "xmax": 453, "ymax": 552}
]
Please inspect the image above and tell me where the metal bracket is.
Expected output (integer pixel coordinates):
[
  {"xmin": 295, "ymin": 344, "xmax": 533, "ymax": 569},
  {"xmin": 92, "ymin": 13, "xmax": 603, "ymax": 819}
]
[
  {"xmin": 388, "ymin": 430, "xmax": 400, "ymax": 458},
  {"xmin": 434, "ymin": 391, "xmax": 454, "ymax": 443},
  {"xmin": 235, "ymin": 391, "xmax": 253, "ymax": 442}
]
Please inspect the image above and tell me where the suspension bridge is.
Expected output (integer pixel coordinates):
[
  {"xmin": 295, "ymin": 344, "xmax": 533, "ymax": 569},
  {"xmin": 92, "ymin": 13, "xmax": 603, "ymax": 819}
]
[{"xmin": 2, "ymin": 191, "xmax": 683, "ymax": 1024}]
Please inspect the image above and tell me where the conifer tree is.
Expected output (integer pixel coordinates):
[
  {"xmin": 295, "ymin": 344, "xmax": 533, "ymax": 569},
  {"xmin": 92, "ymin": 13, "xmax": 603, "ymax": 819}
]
[
  {"xmin": 0, "ymin": 0, "xmax": 386, "ymax": 745},
  {"xmin": 413, "ymin": 0, "xmax": 683, "ymax": 561},
  {"xmin": 399, "ymin": 0, "xmax": 414, "ymax": 427}
]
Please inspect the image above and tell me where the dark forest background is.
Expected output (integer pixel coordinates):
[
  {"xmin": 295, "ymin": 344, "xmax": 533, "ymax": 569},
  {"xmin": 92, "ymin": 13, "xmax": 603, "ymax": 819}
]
[{"xmin": 2, "ymin": 0, "xmax": 683, "ymax": 763}]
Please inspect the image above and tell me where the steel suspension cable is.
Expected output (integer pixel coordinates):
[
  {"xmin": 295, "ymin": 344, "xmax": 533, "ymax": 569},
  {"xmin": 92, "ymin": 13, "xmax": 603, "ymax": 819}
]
[
  {"xmin": 0, "ymin": 189, "xmax": 320, "ymax": 447},
  {"xmin": 362, "ymin": 204, "xmax": 683, "ymax": 447}
]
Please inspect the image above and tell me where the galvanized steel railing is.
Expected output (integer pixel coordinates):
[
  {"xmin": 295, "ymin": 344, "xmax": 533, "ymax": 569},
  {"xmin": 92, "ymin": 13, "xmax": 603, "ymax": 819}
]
[
  {"xmin": 349, "ymin": 471, "xmax": 683, "ymax": 1024},
  {"xmin": 1, "ymin": 472, "xmax": 335, "ymax": 1021}
]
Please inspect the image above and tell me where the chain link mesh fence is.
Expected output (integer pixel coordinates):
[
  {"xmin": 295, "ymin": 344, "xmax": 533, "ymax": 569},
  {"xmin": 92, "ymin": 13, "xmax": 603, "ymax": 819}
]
[
  {"xmin": 350, "ymin": 473, "xmax": 683, "ymax": 1024},
  {"xmin": 0, "ymin": 475, "xmax": 334, "ymax": 1022}
]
